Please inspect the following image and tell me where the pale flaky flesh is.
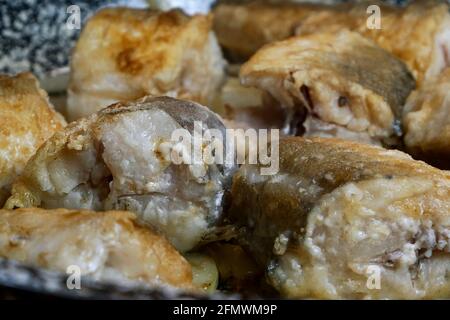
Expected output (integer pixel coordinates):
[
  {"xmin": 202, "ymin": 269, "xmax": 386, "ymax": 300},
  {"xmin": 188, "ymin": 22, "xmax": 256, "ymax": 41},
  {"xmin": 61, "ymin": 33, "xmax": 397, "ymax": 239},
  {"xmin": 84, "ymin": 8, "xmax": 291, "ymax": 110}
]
[
  {"xmin": 229, "ymin": 137, "xmax": 450, "ymax": 299},
  {"xmin": 0, "ymin": 73, "xmax": 66, "ymax": 207},
  {"xmin": 240, "ymin": 31, "xmax": 415, "ymax": 146},
  {"xmin": 403, "ymin": 68, "xmax": 450, "ymax": 169},
  {"xmin": 67, "ymin": 8, "xmax": 225, "ymax": 121},
  {"xmin": 214, "ymin": 0, "xmax": 450, "ymax": 85},
  {"xmin": 0, "ymin": 208, "xmax": 193, "ymax": 289},
  {"xmin": 5, "ymin": 96, "xmax": 235, "ymax": 252}
]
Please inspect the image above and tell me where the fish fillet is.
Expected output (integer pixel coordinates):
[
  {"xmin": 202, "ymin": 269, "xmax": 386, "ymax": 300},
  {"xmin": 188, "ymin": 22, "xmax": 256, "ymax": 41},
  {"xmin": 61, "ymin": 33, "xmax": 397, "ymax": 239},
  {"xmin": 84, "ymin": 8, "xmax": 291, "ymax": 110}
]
[
  {"xmin": 229, "ymin": 137, "xmax": 450, "ymax": 299},
  {"xmin": 240, "ymin": 31, "xmax": 415, "ymax": 146}
]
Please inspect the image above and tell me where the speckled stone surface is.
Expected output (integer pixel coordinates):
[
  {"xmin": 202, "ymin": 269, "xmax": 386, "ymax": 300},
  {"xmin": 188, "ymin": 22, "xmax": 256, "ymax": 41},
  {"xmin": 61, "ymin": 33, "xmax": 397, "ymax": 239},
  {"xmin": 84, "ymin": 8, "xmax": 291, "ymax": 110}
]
[{"xmin": 0, "ymin": 0, "xmax": 147, "ymax": 78}]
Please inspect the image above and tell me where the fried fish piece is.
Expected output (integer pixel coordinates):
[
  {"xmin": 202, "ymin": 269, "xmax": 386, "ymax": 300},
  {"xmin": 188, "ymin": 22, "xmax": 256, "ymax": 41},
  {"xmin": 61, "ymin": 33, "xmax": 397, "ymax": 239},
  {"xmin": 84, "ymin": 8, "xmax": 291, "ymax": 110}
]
[
  {"xmin": 5, "ymin": 96, "xmax": 236, "ymax": 252},
  {"xmin": 240, "ymin": 31, "xmax": 415, "ymax": 146},
  {"xmin": 0, "ymin": 73, "xmax": 65, "ymax": 207},
  {"xmin": 0, "ymin": 208, "xmax": 193, "ymax": 289},
  {"xmin": 67, "ymin": 8, "xmax": 225, "ymax": 121},
  {"xmin": 214, "ymin": 0, "xmax": 450, "ymax": 85},
  {"xmin": 295, "ymin": 0, "xmax": 450, "ymax": 85},
  {"xmin": 403, "ymin": 68, "xmax": 450, "ymax": 169},
  {"xmin": 229, "ymin": 137, "xmax": 450, "ymax": 299}
]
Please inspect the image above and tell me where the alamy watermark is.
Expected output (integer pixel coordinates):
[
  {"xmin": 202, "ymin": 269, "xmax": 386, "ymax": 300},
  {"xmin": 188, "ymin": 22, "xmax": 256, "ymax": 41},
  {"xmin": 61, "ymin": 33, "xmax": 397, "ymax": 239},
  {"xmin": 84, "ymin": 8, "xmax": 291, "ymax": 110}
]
[
  {"xmin": 367, "ymin": 5, "xmax": 382, "ymax": 30},
  {"xmin": 158, "ymin": 121, "xmax": 280, "ymax": 175},
  {"xmin": 66, "ymin": 265, "xmax": 81, "ymax": 290},
  {"xmin": 66, "ymin": 5, "xmax": 81, "ymax": 30},
  {"xmin": 366, "ymin": 265, "xmax": 381, "ymax": 290}
]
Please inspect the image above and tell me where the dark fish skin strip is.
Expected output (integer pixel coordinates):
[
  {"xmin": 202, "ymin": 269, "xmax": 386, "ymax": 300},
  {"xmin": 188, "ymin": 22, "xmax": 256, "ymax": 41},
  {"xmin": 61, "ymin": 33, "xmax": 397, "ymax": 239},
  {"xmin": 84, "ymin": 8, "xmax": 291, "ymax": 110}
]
[{"xmin": 324, "ymin": 42, "xmax": 415, "ymax": 120}]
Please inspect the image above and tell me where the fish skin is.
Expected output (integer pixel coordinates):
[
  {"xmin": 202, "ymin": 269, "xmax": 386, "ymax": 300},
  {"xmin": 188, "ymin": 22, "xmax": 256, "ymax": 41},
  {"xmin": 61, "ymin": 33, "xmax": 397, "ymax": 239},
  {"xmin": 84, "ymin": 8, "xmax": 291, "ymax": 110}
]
[{"xmin": 295, "ymin": 0, "xmax": 450, "ymax": 85}]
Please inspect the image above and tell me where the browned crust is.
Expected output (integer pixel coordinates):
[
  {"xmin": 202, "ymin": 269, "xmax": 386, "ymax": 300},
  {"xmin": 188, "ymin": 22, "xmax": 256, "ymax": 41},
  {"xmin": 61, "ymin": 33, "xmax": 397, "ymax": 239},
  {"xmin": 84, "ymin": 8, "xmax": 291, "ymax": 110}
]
[
  {"xmin": 295, "ymin": 0, "xmax": 450, "ymax": 85},
  {"xmin": 0, "ymin": 73, "xmax": 66, "ymax": 206},
  {"xmin": 67, "ymin": 7, "xmax": 223, "ymax": 121},
  {"xmin": 0, "ymin": 207, "xmax": 193, "ymax": 288}
]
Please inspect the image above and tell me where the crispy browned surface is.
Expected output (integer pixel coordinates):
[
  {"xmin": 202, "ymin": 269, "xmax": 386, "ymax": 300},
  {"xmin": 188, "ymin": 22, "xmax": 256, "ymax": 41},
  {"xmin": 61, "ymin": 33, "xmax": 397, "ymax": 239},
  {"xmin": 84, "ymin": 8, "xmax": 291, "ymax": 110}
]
[
  {"xmin": 0, "ymin": 73, "xmax": 65, "ymax": 206},
  {"xmin": 229, "ymin": 137, "xmax": 450, "ymax": 298},
  {"xmin": 403, "ymin": 68, "xmax": 450, "ymax": 168},
  {"xmin": 0, "ymin": 208, "xmax": 193, "ymax": 289},
  {"xmin": 67, "ymin": 8, "xmax": 224, "ymax": 121}
]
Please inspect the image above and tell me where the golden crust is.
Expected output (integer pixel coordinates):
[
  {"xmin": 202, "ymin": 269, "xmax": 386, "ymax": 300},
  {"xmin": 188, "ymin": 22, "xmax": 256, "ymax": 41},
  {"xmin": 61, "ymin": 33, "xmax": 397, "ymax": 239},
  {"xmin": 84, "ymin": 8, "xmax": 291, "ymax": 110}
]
[
  {"xmin": 0, "ymin": 73, "xmax": 65, "ymax": 206},
  {"xmin": 403, "ymin": 68, "xmax": 450, "ymax": 168},
  {"xmin": 0, "ymin": 207, "xmax": 193, "ymax": 288},
  {"xmin": 67, "ymin": 8, "xmax": 225, "ymax": 121}
]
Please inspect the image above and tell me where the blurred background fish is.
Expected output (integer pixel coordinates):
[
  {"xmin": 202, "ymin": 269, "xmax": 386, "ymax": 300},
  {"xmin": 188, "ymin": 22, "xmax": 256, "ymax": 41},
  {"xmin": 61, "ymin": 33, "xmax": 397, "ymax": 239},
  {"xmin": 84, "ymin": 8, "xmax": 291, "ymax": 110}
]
[{"xmin": 0, "ymin": 0, "xmax": 423, "ymax": 92}]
